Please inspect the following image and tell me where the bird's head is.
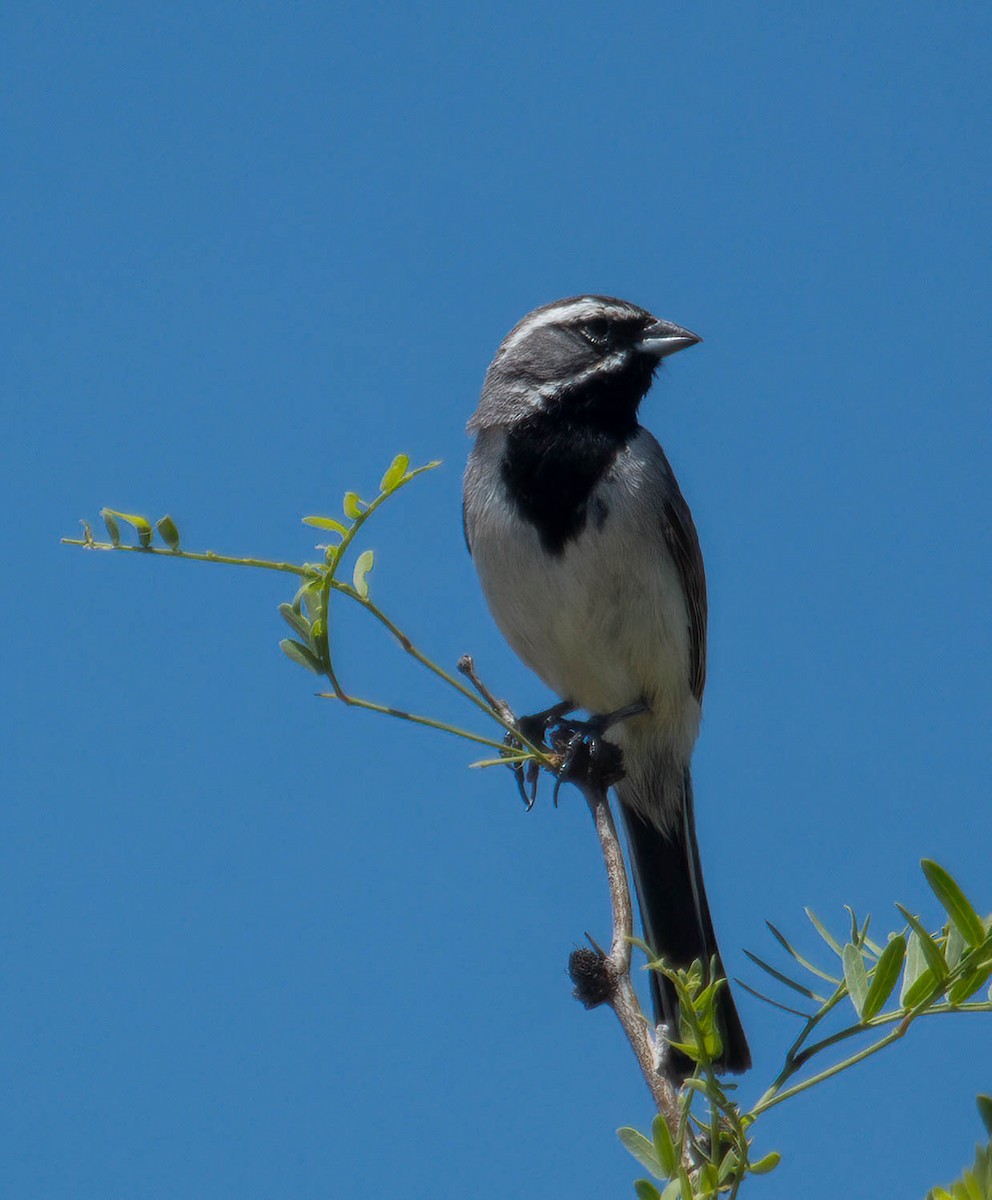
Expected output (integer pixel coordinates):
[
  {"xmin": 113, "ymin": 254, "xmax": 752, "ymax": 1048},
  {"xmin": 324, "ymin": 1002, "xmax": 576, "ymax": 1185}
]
[{"xmin": 469, "ymin": 295, "xmax": 701, "ymax": 433}]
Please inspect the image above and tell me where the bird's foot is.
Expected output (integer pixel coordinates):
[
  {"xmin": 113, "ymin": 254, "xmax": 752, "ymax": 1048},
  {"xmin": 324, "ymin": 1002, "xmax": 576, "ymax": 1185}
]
[
  {"xmin": 547, "ymin": 702, "xmax": 649, "ymax": 804},
  {"xmin": 504, "ymin": 700, "xmax": 576, "ymax": 809}
]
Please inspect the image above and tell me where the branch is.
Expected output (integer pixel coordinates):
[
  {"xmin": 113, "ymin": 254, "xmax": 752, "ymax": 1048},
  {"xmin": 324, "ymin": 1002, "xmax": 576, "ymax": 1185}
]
[{"xmin": 569, "ymin": 776, "xmax": 683, "ymax": 1142}]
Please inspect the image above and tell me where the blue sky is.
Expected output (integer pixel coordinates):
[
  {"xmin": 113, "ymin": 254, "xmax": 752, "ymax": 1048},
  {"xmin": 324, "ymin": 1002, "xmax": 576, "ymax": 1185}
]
[{"xmin": 3, "ymin": 2, "xmax": 990, "ymax": 1196}]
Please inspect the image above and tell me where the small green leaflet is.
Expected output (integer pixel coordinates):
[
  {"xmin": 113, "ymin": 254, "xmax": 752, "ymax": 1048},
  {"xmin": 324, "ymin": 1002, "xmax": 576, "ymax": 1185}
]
[
  {"xmin": 352, "ymin": 549, "xmax": 374, "ymax": 598},
  {"xmin": 156, "ymin": 515, "xmax": 181, "ymax": 550},
  {"xmin": 101, "ymin": 509, "xmax": 121, "ymax": 546},
  {"xmin": 651, "ymin": 1114, "xmax": 677, "ymax": 1176},
  {"xmin": 379, "ymin": 453, "xmax": 410, "ymax": 493},
  {"xmin": 901, "ymin": 932, "xmax": 927, "ymax": 1005},
  {"xmin": 922, "ymin": 860, "xmax": 987, "ymax": 948},
  {"xmin": 750, "ymin": 1151, "xmax": 782, "ymax": 1175},
  {"xmin": 279, "ymin": 638, "xmax": 323, "ymax": 674},
  {"xmin": 102, "ymin": 508, "xmax": 152, "ymax": 547},
  {"xmin": 805, "ymin": 907, "xmax": 843, "ymax": 956},
  {"xmin": 343, "ymin": 491, "xmax": 363, "ymax": 520},
  {"xmin": 842, "ymin": 943, "xmax": 870, "ymax": 1018},
  {"xmin": 617, "ymin": 1127, "xmax": 663, "ymax": 1178},
  {"xmin": 896, "ymin": 905, "xmax": 947, "ymax": 982},
  {"xmin": 278, "ymin": 602, "xmax": 312, "ymax": 642},
  {"xmin": 862, "ymin": 934, "xmax": 906, "ymax": 1019},
  {"xmin": 303, "ymin": 515, "xmax": 349, "ymax": 537}
]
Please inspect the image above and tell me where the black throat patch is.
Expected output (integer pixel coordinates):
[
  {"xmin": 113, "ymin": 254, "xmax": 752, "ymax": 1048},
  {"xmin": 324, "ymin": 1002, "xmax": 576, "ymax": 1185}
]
[{"xmin": 500, "ymin": 363, "xmax": 651, "ymax": 555}]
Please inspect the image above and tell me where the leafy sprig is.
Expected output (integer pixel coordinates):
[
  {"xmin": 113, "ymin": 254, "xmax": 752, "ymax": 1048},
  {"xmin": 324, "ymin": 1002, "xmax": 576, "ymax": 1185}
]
[
  {"xmin": 62, "ymin": 453, "xmax": 553, "ymax": 771},
  {"xmin": 619, "ymin": 859, "xmax": 992, "ymax": 1197}
]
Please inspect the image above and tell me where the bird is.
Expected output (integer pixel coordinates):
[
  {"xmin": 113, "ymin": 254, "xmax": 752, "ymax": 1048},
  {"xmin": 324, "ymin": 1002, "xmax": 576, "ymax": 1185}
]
[{"xmin": 462, "ymin": 294, "xmax": 750, "ymax": 1079}]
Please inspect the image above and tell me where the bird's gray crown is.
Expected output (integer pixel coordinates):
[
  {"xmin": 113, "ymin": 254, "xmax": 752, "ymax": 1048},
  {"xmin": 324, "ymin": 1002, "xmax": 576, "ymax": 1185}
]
[{"xmin": 468, "ymin": 296, "xmax": 699, "ymax": 432}]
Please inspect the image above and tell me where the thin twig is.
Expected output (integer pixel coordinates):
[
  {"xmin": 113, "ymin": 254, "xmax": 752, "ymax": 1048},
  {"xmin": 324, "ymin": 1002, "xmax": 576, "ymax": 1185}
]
[
  {"xmin": 457, "ymin": 654, "xmax": 518, "ymax": 727},
  {"xmin": 60, "ymin": 537, "xmax": 313, "ymax": 577},
  {"xmin": 316, "ymin": 692, "xmax": 514, "ymax": 751},
  {"xmin": 575, "ymin": 777, "xmax": 683, "ymax": 1141}
]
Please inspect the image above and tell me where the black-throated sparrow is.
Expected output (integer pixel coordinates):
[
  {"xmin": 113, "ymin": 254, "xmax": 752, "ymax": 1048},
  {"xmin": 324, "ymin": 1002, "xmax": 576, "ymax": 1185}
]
[{"xmin": 463, "ymin": 295, "xmax": 750, "ymax": 1078}]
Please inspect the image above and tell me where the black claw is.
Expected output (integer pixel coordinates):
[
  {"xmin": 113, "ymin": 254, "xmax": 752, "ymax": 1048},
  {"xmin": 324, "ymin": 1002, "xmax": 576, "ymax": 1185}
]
[
  {"xmin": 505, "ymin": 701, "xmax": 645, "ymax": 807},
  {"xmin": 505, "ymin": 700, "xmax": 576, "ymax": 809},
  {"xmin": 511, "ymin": 759, "xmax": 530, "ymax": 808},
  {"xmin": 552, "ymin": 765, "xmax": 567, "ymax": 807},
  {"xmin": 524, "ymin": 760, "xmax": 540, "ymax": 806},
  {"xmin": 547, "ymin": 708, "xmax": 640, "ymax": 797},
  {"xmin": 505, "ymin": 730, "xmax": 540, "ymax": 810}
]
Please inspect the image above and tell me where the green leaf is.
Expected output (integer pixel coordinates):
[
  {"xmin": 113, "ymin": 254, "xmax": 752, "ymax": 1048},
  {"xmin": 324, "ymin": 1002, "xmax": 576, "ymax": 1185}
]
[
  {"xmin": 805, "ymin": 908, "xmax": 843, "ymax": 956},
  {"xmin": 299, "ymin": 580, "xmax": 322, "ymax": 622},
  {"xmin": 634, "ymin": 1182, "xmax": 662, "ymax": 1200},
  {"xmin": 718, "ymin": 1151, "xmax": 741, "ymax": 1183},
  {"xmin": 155, "ymin": 514, "xmax": 180, "ymax": 549},
  {"xmin": 664, "ymin": 1037, "xmax": 702, "ymax": 1062},
  {"xmin": 651, "ymin": 1114, "xmax": 677, "ymax": 1176},
  {"xmin": 735, "ymin": 977, "xmax": 811, "ymax": 1017},
  {"xmin": 922, "ymin": 860, "xmax": 987, "ymax": 948},
  {"xmin": 698, "ymin": 1162, "xmax": 719, "ymax": 1193},
  {"xmin": 152, "ymin": 515, "xmax": 178, "ymax": 549},
  {"xmin": 844, "ymin": 905, "xmax": 861, "ymax": 946},
  {"xmin": 352, "ymin": 548, "xmax": 374, "ymax": 598},
  {"xmin": 977, "ymin": 1095, "xmax": 992, "ymax": 1137},
  {"xmin": 743, "ymin": 950, "xmax": 824, "ymax": 1000},
  {"xmin": 843, "ymin": 943, "xmax": 870, "ymax": 1018},
  {"xmin": 946, "ymin": 922, "xmax": 967, "ymax": 970},
  {"xmin": 278, "ymin": 602, "xmax": 312, "ymax": 642},
  {"xmin": 302, "ymin": 515, "xmax": 348, "ymax": 537},
  {"xmin": 896, "ymin": 905, "xmax": 948, "ymax": 981},
  {"xmin": 102, "ymin": 507, "xmax": 153, "ymax": 546},
  {"xmin": 100, "ymin": 509, "xmax": 121, "ymax": 546},
  {"xmin": 901, "ymin": 967, "xmax": 941, "ymax": 1010},
  {"xmin": 947, "ymin": 963, "xmax": 992, "ymax": 1005},
  {"xmin": 750, "ymin": 1151, "xmax": 782, "ymax": 1175},
  {"xmin": 617, "ymin": 1128, "xmax": 662, "ymax": 1178},
  {"xmin": 862, "ymin": 934, "xmax": 907, "ymax": 1019},
  {"xmin": 343, "ymin": 491, "xmax": 364, "ymax": 520},
  {"xmin": 901, "ymin": 932, "xmax": 927, "ymax": 1005},
  {"xmin": 765, "ymin": 920, "xmax": 840, "ymax": 982},
  {"xmin": 380, "ymin": 453, "xmax": 410, "ymax": 493},
  {"xmin": 278, "ymin": 638, "xmax": 324, "ymax": 674},
  {"xmin": 102, "ymin": 508, "xmax": 153, "ymax": 547}
]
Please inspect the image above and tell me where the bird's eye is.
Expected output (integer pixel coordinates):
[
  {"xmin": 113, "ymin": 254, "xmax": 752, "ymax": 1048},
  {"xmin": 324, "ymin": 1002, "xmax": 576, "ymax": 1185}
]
[{"xmin": 582, "ymin": 318, "xmax": 610, "ymax": 345}]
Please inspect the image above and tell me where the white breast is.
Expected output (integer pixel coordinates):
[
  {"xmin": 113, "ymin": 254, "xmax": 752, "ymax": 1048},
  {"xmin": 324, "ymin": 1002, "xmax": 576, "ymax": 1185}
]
[{"xmin": 465, "ymin": 428, "xmax": 701, "ymax": 761}]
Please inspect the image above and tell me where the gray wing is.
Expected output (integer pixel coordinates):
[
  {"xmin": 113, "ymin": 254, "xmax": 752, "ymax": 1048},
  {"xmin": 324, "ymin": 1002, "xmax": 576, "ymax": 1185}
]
[
  {"xmin": 654, "ymin": 453, "xmax": 707, "ymax": 703},
  {"xmin": 660, "ymin": 488, "xmax": 707, "ymax": 701}
]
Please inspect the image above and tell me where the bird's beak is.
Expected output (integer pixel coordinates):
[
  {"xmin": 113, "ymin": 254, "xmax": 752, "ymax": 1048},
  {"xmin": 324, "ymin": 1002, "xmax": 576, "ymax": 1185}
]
[{"xmin": 637, "ymin": 319, "xmax": 702, "ymax": 360}]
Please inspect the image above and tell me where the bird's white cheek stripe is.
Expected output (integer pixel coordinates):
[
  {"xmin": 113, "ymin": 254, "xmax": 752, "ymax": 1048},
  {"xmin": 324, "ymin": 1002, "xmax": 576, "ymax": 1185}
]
[{"xmin": 533, "ymin": 350, "xmax": 630, "ymax": 400}]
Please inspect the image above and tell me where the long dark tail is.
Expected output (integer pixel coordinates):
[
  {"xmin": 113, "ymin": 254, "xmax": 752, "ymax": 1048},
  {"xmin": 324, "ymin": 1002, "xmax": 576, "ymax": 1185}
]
[{"xmin": 618, "ymin": 769, "xmax": 750, "ymax": 1081}]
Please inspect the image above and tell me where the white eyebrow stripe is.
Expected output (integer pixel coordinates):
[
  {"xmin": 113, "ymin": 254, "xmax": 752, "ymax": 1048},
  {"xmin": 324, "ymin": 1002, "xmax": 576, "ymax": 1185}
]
[{"xmin": 498, "ymin": 297, "xmax": 636, "ymax": 354}]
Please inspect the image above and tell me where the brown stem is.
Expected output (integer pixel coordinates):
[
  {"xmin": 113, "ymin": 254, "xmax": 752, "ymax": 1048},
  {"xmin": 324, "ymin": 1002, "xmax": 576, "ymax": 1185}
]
[
  {"xmin": 456, "ymin": 654, "xmax": 518, "ymax": 727},
  {"xmin": 577, "ymin": 779, "xmax": 682, "ymax": 1138}
]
